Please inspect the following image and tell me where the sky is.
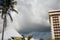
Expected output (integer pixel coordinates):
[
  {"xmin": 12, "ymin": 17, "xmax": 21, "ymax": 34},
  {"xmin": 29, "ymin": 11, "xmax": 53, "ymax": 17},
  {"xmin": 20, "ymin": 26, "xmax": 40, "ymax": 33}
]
[
  {"xmin": 0, "ymin": 0, "xmax": 60, "ymax": 40},
  {"xmin": 15, "ymin": 0, "xmax": 60, "ymax": 33},
  {"xmin": 0, "ymin": 0, "xmax": 60, "ymax": 34}
]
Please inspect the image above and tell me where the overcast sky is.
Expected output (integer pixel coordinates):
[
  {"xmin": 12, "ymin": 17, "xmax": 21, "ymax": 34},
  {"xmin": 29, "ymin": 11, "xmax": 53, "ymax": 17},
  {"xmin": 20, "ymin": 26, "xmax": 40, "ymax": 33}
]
[{"xmin": 0, "ymin": 0, "xmax": 60, "ymax": 34}]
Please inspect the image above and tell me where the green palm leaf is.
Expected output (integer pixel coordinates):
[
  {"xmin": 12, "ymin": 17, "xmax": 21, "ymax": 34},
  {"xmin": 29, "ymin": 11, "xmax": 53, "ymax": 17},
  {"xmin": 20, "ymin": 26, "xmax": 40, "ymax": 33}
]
[
  {"xmin": 0, "ymin": 4, "xmax": 3, "ymax": 6},
  {"xmin": 10, "ymin": 8, "xmax": 18, "ymax": 13},
  {"xmin": 0, "ymin": 11, "xmax": 2, "ymax": 13},
  {"xmin": 11, "ymin": 1, "xmax": 17, "ymax": 5},
  {"xmin": 8, "ymin": 13, "xmax": 13, "ymax": 21},
  {"xmin": 28, "ymin": 35, "xmax": 33, "ymax": 40},
  {"xmin": 1, "ymin": 7, "xmax": 6, "ymax": 19}
]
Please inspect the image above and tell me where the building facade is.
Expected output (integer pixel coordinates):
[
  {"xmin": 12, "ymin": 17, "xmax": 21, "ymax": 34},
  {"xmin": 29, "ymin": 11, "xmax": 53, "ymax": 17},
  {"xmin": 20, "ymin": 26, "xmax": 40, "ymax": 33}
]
[{"xmin": 48, "ymin": 10, "xmax": 60, "ymax": 40}]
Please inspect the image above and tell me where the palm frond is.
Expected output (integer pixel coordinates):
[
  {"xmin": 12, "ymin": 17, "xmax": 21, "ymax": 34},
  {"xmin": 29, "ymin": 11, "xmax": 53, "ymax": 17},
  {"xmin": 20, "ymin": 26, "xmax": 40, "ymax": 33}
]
[
  {"xmin": 8, "ymin": 13, "xmax": 13, "ymax": 21},
  {"xmin": 1, "ymin": 8, "xmax": 6, "ymax": 19},
  {"xmin": 0, "ymin": 4, "xmax": 3, "ymax": 6},
  {"xmin": 11, "ymin": 1, "xmax": 17, "ymax": 5},
  {"xmin": 10, "ymin": 9, "xmax": 18, "ymax": 13},
  {"xmin": 28, "ymin": 35, "xmax": 33, "ymax": 40},
  {"xmin": 0, "ymin": 11, "xmax": 2, "ymax": 13}
]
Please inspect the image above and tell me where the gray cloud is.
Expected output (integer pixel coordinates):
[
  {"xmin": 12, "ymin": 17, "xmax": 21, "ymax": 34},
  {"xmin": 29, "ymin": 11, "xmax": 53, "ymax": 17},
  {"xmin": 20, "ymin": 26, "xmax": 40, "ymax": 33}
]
[{"xmin": 16, "ymin": 0, "xmax": 60, "ymax": 33}]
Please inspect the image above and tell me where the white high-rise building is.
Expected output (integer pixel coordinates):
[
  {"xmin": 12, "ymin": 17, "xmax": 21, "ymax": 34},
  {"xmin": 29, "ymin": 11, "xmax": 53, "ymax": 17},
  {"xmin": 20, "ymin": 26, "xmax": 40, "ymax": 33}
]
[{"xmin": 48, "ymin": 10, "xmax": 60, "ymax": 40}]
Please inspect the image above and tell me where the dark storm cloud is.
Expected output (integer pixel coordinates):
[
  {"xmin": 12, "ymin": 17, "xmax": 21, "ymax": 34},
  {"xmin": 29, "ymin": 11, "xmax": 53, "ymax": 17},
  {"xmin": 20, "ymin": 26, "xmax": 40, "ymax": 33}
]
[
  {"xmin": 15, "ymin": 0, "xmax": 60, "ymax": 33},
  {"xmin": 18, "ymin": 24, "xmax": 50, "ymax": 34},
  {"xmin": 0, "ymin": 0, "xmax": 60, "ymax": 33}
]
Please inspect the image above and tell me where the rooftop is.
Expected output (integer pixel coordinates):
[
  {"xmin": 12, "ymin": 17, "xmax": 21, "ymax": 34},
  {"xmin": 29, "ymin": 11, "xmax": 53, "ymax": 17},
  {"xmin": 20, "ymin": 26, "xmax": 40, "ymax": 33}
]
[{"xmin": 48, "ymin": 9, "xmax": 60, "ymax": 13}]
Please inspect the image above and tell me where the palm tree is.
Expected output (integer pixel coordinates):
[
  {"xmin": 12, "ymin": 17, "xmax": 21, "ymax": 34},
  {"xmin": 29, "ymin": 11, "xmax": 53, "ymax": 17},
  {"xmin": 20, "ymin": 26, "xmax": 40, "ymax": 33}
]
[
  {"xmin": 47, "ymin": 38, "xmax": 51, "ymax": 40},
  {"xmin": 22, "ymin": 34, "xmax": 25, "ymax": 40},
  {"xmin": 0, "ymin": 0, "xmax": 18, "ymax": 40},
  {"xmin": 8, "ymin": 38, "xmax": 11, "ymax": 40},
  {"xmin": 27, "ymin": 35, "xmax": 33, "ymax": 40},
  {"xmin": 39, "ymin": 38, "xmax": 44, "ymax": 40}
]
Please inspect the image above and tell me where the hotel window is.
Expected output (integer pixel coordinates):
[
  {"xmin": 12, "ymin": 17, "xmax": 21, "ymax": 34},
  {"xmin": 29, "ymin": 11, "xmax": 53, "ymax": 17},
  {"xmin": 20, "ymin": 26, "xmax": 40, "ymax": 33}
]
[
  {"xmin": 52, "ymin": 16, "xmax": 59, "ymax": 20},
  {"xmin": 54, "ymin": 32, "xmax": 60, "ymax": 34},
  {"xmin": 53, "ymin": 24, "xmax": 59, "ymax": 26},
  {"xmin": 55, "ymin": 38, "xmax": 60, "ymax": 40},
  {"xmin": 54, "ymin": 29, "xmax": 60, "ymax": 31},
  {"xmin": 53, "ymin": 19, "xmax": 59, "ymax": 23},
  {"xmin": 53, "ymin": 18, "xmax": 59, "ymax": 21},
  {"xmin": 54, "ymin": 27, "xmax": 60, "ymax": 28},
  {"xmin": 55, "ymin": 35, "xmax": 60, "ymax": 37},
  {"xmin": 52, "ymin": 16, "xmax": 58, "ymax": 18}
]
